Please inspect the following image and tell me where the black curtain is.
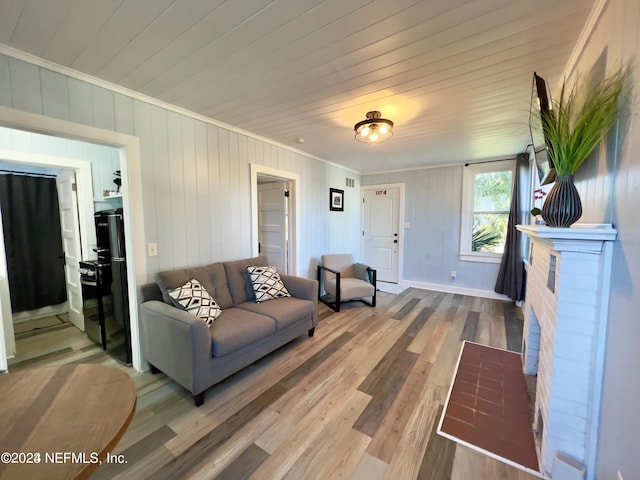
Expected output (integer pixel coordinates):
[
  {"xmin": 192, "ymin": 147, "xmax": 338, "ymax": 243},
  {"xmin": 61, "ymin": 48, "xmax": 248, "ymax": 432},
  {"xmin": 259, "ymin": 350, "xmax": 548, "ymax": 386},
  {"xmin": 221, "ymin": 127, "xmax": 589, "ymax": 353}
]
[
  {"xmin": 0, "ymin": 174, "xmax": 67, "ymax": 312},
  {"xmin": 495, "ymin": 154, "xmax": 529, "ymax": 302}
]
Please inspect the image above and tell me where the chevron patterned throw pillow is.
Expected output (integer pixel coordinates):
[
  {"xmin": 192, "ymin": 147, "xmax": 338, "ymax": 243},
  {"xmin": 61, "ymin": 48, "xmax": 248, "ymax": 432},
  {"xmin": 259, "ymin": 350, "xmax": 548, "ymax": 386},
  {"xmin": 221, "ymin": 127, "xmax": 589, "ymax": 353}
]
[
  {"xmin": 247, "ymin": 266, "xmax": 291, "ymax": 303},
  {"xmin": 168, "ymin": 278, "xmax": 221, "ymax": 326}
]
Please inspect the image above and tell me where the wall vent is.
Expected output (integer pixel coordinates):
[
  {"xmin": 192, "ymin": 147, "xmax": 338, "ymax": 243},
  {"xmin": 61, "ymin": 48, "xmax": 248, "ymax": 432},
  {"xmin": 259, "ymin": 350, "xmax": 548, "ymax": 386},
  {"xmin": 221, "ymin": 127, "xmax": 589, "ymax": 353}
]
[{"xmin": 345, "ymin": 177, "xmax": 355, "ymax": 188}]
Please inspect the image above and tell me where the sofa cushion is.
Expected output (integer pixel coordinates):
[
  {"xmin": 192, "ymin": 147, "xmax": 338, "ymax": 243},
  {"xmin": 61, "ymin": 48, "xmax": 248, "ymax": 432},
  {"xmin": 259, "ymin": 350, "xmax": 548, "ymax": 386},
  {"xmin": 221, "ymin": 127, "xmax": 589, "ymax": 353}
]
[
  {"xmin": 321, "ymin": 254, "xmax": 356, "ymax": 280},
  {"xmin": 237, "ymin": 297, "xmax": 315, "ymax": 330},
  {"xmin": 223, "ymin": 256, "xmax": 268, "ymax": 305},
  {"xmin": 167, "ymin": 278, "xmax": 221, "ymax": 326},
  {"xmin": 157, "ymin": 262, "xmax": 234, "ymax": 309},
  {"xmin": 247, "ymin": 265, "xmax": 291, "ymax": 302},
  {"xmin": 325, "ymin": 277, "xmax": 375, "ymax": 299},
  {"xmin": 210, "ymin": 308, "xmax": 276, "ymax": 357},
  {"xmin": 157, "ymin": 268, "xmax": 191, "ymax": 305},
  {"xmin": 198, "ymin": 263, "xmax": 234, "ymax": 309}
]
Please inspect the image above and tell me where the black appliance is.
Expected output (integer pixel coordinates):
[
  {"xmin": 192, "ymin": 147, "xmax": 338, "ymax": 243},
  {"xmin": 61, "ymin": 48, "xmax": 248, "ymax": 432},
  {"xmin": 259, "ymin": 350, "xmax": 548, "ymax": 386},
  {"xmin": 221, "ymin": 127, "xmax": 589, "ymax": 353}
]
[
  {"xmin": 80, "ymin": 260, "xmax": 112, "ymax": 349},
  {"xmin": 83, "ymin": 208, "xmax": 131, "ymax": 365}
]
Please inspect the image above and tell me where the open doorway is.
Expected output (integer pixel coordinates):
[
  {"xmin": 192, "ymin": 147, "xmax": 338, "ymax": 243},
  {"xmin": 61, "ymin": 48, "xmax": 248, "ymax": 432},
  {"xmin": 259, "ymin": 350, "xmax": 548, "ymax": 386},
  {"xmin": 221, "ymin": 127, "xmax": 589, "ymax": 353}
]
[
  {"xmin": 0, "ymin": 106, "xmax": 146, "ymax": 373},
  {"xmin": 0, "ymin": 154, "xmax": 94, "ymax": 366},
  {"xmin": 250, "ymin": 164, "xmax": 299, "ymax": 276},
  {"xmin": 257, "ymin": 177, "xmax": 290, "ymax": 273}
]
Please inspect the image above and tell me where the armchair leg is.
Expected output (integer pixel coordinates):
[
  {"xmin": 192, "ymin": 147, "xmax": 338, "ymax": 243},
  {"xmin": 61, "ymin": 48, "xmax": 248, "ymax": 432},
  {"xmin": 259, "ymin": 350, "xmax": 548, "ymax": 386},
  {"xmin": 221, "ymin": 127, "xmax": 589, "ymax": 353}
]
[
  {"xmin": 308, "ymin": 327, "xmax": 316, "ymax": 337},
  {"xmin": 361, "ymin": 296, "xmax": 376, "ymax": 308},
  {"xmin": 318, "ymin": 264, "xmax": 341, "ymax": 312},
  {"xmin": 319, "ymin": 297, "xmax": 340, "ymax": 312},
  {"xmin": 368, "ymin": 268, "xmax": 377, "ymax": 308}
]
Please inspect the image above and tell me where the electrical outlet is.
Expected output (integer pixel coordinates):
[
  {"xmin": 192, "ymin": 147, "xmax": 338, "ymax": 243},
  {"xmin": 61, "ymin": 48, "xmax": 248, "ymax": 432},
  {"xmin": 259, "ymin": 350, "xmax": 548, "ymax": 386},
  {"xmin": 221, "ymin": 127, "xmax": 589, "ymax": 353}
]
[
  {"xmin": 147, "ymin": 243, "xmax": 158, "ymax": 257},
  {"xmin": 450, "ymin": 270, "xmax": 456, "ymax": 281}
]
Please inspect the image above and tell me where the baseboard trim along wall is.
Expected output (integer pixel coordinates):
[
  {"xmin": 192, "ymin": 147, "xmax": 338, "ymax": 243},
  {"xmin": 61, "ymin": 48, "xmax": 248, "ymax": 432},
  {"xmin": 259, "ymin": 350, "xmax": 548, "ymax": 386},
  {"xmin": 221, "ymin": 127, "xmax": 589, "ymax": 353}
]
[
  {"xmin": 12, "ymin": 302, "xmax": 69, "ymax": 324},
  {"xmin": 402, "ymin": 280, "xmax": 510, "ymax": 301}
]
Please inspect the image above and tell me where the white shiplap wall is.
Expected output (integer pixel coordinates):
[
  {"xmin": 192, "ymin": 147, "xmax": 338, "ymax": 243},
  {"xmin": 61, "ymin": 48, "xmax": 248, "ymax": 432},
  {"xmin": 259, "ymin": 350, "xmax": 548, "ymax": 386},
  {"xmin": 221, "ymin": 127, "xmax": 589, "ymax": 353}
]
[
  {"xmin": 0, "ymin": 52, "xmax": 361, "ymax": 281},
  {"xmin": 560, "ymin": 1, "xmax": 640, "ymax": 478},
  {"xmin": 362, "ymin": 165, "xmax": 503, "ymax": 295},
  {"xmin": 0, "ymin": 126, "xmax": 121, "ymax": 209}
]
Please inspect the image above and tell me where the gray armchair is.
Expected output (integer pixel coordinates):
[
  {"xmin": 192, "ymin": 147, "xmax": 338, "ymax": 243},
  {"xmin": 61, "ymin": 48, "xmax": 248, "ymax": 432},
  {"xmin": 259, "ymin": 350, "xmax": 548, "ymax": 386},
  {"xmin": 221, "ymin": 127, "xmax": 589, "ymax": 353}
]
[{"xmin": 317, "ymin": 253, "xmax": 376, "ymax": 312}]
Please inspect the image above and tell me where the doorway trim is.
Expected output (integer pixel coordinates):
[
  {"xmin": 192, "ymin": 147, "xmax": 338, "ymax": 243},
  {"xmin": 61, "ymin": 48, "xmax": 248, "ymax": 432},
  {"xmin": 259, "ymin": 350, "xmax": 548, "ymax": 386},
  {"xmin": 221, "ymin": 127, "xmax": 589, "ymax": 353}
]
[
  {"xmin": 360, "ymin": 182, "xmax": 405, "ymax": 285},
  {"xmin": 0, "ymin": 106, "xmax": 146, "ymax": 372},
  {"xmin": 250, "ymin": 164, "xmax": 299, "ymax": 276}
]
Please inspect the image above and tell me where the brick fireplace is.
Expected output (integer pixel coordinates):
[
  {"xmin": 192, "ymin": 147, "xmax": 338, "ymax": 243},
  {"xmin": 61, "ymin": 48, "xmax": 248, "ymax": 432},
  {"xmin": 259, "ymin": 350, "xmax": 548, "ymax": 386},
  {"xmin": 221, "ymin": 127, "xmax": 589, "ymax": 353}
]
[{"xmin": 516, "ymin": 224, "xmax": 617, "ymax": 479}]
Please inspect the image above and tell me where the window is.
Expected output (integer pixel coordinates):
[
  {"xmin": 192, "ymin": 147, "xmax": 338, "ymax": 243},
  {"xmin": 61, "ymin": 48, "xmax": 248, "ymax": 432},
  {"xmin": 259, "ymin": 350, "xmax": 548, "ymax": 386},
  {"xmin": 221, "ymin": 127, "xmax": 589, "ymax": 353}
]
[{"xmin": 460, "ymin": 160, "xmax": 514, "ymax": 263}]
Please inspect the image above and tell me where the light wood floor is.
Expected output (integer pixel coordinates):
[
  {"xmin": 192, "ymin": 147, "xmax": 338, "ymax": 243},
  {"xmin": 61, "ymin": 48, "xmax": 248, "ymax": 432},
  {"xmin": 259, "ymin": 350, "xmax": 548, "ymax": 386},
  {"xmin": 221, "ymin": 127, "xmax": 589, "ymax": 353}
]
[{"xmin": 9, "ymin": 289, "xmax": 539, "ymax": 480}]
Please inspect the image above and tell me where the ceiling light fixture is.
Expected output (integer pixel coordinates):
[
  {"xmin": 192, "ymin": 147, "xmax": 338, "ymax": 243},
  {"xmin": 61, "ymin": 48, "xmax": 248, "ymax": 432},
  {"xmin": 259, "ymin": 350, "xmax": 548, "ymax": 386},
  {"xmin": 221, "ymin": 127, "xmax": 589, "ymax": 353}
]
[{"xmin": 354, "ymin": 110, "xmax": 394, "ymax": 143}]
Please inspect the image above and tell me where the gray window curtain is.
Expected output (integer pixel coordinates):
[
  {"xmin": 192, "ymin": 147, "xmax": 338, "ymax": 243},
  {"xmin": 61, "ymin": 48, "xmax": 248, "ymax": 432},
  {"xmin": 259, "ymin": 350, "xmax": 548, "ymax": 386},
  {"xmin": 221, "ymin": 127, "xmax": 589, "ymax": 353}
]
[
  {"xmin": 0, "ymin": 173, "xmax": 67, "ymax": 312},
  {"xmin": 495, "ymin": 154, "xmax": 529, "ymax": 301}
]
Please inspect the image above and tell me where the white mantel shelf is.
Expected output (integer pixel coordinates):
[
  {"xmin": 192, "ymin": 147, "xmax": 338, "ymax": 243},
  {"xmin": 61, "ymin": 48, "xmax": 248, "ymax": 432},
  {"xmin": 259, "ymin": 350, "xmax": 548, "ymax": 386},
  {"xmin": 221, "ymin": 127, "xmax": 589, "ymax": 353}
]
[{"xmin": 517, "ymin": 223, "xmax": 618, "ymax": 254}]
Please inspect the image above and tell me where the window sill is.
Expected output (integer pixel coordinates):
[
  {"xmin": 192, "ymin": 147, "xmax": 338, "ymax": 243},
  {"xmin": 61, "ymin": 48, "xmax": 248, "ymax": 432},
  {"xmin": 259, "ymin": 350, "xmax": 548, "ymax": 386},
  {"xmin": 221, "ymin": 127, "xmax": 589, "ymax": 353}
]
[{"xmin": 459, "ymin": 253, "xmax": 502, "ymax": 264}]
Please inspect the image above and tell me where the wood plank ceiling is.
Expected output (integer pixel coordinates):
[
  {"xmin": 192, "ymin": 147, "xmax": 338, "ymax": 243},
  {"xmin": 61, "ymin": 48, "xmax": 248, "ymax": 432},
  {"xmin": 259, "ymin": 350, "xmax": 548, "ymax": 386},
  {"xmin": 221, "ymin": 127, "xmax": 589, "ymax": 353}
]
[{"xmin": 0, "ymin": 0, "xmax": 592, "ymax": 174}]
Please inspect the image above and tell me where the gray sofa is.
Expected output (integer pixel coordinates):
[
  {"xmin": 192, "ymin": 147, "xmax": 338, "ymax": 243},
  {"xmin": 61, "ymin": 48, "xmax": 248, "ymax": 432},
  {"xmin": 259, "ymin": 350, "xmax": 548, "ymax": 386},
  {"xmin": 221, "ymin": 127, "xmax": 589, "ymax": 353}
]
[{"xmin": 139, "ymin": 256, "xmax": 318, "ymax": 406}]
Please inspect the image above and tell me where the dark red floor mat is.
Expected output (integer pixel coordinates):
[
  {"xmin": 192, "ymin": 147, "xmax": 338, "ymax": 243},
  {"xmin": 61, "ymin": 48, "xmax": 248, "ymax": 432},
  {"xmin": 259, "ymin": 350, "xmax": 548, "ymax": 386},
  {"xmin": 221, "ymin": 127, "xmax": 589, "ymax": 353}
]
[{"xmin": 437, "ymin": 341, "xmax": 542, "ymax": 477}]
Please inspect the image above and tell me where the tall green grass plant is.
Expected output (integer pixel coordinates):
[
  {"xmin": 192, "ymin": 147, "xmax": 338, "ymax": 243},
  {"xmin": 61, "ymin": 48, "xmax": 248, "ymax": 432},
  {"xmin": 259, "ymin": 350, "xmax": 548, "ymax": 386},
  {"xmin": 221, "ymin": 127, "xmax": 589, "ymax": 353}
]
[{"xmin": 541, "ymin": 65, "xmax": 632, "ymax": 175}]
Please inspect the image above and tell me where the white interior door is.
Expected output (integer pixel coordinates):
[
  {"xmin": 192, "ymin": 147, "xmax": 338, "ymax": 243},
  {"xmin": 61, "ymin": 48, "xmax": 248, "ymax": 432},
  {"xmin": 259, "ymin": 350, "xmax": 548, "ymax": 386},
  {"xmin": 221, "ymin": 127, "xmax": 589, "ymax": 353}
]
[
  {"xmin": 258, "ymin": 181, "xmax": 288, "ymax": 273},
  {"xmin": 57, "ymin": 170, "xmax": 84, "ymax": 330},
  {"xmin": 362, "ymin": 186, "xmax": 401, "ymax": 283}
]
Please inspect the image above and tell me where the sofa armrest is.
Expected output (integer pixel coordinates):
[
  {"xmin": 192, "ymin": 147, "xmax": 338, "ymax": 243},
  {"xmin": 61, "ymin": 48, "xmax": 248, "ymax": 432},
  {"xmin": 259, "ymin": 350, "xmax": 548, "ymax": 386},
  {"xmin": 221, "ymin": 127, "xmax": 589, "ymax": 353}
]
[
  {"xmin": 139, "ymin": 282, "xmax": 163, "ymax": 303},
  {"xmin": 140, "ymin": 300, "xmax": 211, "ymax": 394},
  {"xmin": 280, "ymin": 274, "xmax": 318, "ymax": 302}
]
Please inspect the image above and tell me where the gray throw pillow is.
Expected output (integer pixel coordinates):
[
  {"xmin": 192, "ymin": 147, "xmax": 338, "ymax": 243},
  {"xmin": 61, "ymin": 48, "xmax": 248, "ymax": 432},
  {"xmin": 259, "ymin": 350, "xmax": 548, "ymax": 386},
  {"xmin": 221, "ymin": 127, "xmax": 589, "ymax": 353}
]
[{"xmin": 354, "ymin": 263, "xmax": 370, "ymax": 281}]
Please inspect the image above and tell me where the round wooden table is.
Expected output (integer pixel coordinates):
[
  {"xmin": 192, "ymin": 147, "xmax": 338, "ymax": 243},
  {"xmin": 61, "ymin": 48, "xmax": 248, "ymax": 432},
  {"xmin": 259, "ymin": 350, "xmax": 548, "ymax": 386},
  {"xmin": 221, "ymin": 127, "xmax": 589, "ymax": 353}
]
[{"xmin": 0, "ymin": 364, "xmax": 136, "ymax": 480}]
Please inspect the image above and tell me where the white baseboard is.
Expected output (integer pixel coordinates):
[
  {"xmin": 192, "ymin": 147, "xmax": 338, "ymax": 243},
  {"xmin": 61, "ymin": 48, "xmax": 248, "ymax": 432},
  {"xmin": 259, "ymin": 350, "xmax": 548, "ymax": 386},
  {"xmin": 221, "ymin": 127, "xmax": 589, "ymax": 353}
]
[
  {"xmin": 12, "ymin": 302, "xmax": 68, "ymax": 323},
  {"xmin": 403, "ymin": 280, "xmax": 510, "ymax": 301},
  {"xmin": 376, "ymin": 281, "xmax": 408, "ymax": 294}
]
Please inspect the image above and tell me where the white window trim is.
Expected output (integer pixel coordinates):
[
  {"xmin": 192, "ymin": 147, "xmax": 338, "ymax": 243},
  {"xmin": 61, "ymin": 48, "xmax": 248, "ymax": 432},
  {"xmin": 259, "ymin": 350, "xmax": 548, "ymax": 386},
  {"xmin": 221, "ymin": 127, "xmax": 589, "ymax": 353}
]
[{"xmin": 459, "ymin": 159, "xmax": 516, "ymax": 263}]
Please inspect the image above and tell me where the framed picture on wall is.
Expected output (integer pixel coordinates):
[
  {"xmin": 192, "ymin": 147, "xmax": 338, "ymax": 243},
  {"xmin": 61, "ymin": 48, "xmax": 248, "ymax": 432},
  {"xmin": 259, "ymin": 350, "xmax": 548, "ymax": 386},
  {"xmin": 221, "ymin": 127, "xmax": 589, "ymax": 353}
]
[{"xmin": 330, "ymin": 188, "xmax": 344, "ymax": 211}]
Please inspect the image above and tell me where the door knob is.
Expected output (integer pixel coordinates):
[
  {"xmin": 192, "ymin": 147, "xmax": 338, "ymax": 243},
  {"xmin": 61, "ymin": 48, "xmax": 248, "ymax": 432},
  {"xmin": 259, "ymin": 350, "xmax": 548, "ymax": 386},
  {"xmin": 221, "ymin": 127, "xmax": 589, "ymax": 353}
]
[{"xmin": 394, "ymin": 239, "xmax": 398, "ymax": 243}]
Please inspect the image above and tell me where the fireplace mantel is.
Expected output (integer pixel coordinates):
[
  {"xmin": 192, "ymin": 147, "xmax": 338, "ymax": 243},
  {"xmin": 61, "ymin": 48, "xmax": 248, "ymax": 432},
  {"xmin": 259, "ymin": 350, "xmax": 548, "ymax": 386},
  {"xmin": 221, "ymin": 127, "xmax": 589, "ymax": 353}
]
[{"xmin": 516, "ymin": 222, "xmax": 617, "ymax": 479}]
